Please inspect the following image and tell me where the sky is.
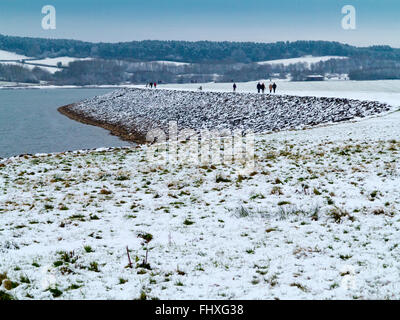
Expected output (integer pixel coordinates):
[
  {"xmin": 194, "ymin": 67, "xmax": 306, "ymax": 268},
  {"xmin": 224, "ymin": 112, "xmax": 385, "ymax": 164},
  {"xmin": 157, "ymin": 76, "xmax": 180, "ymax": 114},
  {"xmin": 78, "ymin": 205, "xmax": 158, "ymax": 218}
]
[{"xmin": 0, "ymin": 0, "xmax": 399, "ymax": 47}]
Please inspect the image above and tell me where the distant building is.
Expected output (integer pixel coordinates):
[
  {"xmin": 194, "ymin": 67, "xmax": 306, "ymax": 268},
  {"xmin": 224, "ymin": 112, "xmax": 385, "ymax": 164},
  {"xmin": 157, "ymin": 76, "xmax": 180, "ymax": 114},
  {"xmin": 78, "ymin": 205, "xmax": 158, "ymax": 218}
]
[{"xmin": 305, "ymin": 75, "xmax": 325, "ymax": 81}]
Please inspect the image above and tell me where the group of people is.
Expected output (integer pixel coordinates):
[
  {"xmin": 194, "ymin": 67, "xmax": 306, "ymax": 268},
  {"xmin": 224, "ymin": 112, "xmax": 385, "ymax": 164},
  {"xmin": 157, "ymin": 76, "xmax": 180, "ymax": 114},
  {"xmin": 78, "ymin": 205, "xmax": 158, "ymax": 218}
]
[
  {"xmin": 145, "ymin": 81, "xmax": 277, "ymax": 93},
  {"xmin": 146, "ymin": 82, "xmax": 157, "ymax": 88},
  {"xmin": 257, "ymin": 82, "xmax": 277, "ymax": 94},
  {"xmin": 232, "ymin": 82, "xmax": 278, "ymax": 93}
]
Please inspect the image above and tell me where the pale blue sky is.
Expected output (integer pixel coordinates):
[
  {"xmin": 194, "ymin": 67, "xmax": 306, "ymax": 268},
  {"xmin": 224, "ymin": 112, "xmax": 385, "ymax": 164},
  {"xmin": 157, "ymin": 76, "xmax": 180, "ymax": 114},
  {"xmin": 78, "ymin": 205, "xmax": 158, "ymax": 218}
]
[{"xmin": 0, "ymin": 0, "xmax": 399, "ymax": 47}]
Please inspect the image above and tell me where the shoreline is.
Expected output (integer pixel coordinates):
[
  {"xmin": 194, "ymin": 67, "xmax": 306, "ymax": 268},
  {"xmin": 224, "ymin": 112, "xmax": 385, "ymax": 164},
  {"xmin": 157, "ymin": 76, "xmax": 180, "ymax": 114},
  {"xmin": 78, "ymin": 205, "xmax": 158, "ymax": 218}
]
[{"xmin": 57, "ymin": 104, "xmax": 148, "ymax": 144}]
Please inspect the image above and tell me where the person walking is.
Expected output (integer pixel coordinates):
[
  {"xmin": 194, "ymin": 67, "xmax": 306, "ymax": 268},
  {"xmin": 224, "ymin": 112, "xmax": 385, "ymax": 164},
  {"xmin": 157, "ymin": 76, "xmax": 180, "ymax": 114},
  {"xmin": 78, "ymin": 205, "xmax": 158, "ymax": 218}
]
[
  {"xmin": 261, "ymin": 83, "xmax": 266, "ymax": 94},
  {"xmin": 257, "ymin": 82, "xmax": 261, "ymax": 93},
  {"xmin": 150, "ymin": 82, "xmax": 153, "ymax": 88},
  {"xmin": 269, "ymin": 83, "xmax": 273, "ymax": 93},
  {"xmin": 272, "ymin": 82, "xmax": 277, "ymax": 93},
  {"xmin": 154, "ymin": 82, "xmax": 157, "ymax": 88},
  {"xmin": 233, "ymin": 83, "xmax": 237, "ymax": 92}
]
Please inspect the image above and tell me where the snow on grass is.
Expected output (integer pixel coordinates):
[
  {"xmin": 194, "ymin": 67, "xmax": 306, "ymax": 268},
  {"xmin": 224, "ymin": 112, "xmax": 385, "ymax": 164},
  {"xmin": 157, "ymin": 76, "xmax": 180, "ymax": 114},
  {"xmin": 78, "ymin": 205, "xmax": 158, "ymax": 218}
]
[
  {"xmin": 0, "ymin": 49, "xmax": 31, "ymax": 61},
  {"xmin": 0, "ymin": 61, "xmax": 62, "ymax": 74},
  {"xmin": 156, "ymin": 79, "xmax": 400, "ymax": 94},
  {"xmin": 151, "ymin": 61, "xmax": 191, "ymax": 66},
  {"xmin": 29, "ymin": 57, "xmax": 93, "ymax": 67},
  {"xmin": 0, "ymin": 55, "xmax": 92, "ymax": 74},
  {"xmin": 154, "ymin": 80, "xmax": 400, "ymax": 108},
  {"xmin": 257, "ymin": 55, "xmax": 348, "ymax": 67},
  {"xmin": 1, "ymin": 104, "xmax": 400, "ymax": 299}
]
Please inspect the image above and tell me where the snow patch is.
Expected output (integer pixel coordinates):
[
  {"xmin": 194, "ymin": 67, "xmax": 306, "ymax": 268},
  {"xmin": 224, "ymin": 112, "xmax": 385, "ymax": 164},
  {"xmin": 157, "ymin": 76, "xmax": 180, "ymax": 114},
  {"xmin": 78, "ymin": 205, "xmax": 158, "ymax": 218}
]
[{"xmin": 257, "ymin": 56, "xmax": 348, "ymax": 67}]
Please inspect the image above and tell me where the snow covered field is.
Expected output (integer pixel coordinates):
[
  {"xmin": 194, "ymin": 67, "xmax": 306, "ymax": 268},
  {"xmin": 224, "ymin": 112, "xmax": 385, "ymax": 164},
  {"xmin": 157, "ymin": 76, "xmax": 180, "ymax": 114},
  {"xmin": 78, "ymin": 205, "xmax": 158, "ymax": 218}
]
[
  {"xmin": 1, "ymin": 81, "xmax": 400, "ymax": 300},
  {"xmin": 21, "ymin": 57, "xmax": 93, "ymax": 74},
  {"xmin": 0, "ymin": 49, "xmax": 92, "ymax": 74},
  {"xmin": 29, "ymin": 57, "xmax": 92, "ymax": 67},
  {"xmin": 154, "ymin": 80, "xmax": 400, "ymax": 110},
  {"xmin": 0, "ymin": 61, "xmax": 62, "ymax": 74},
  {"xmin": 0, "ymin": 49, "xmax": 31, "ymax": 61},
  {"xmin": 257, "ymin": 55, "xmax": 348, "ymax": 67},
  {"xmin": 151, "ymin": 61, "xmax": 191, "ymax": 66}
]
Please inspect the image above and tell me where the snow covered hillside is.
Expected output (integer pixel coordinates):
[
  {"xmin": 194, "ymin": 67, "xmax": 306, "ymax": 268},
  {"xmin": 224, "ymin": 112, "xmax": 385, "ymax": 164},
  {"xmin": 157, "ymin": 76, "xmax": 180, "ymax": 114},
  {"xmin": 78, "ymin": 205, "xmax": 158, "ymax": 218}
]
[
  {"xmin": 0, "ymin": 49, "xmax": 31, "ymax": 61},
  {"xmin": 1, "ymin": 105, "xmax": 400, "ymax": 299},
  {"xmin": 63, "ymin": 88, "xmax": 391, "ymax": 143},
  {"xmin": 0, "ymin": 51, "xmax": 92, "ymax": 74},
  {"xmin": 0, "ymin": 61, "xmax": 62, "ymax": 74},
  {"xmin": 29, "ymin": 57, "xmax": 92, "ymax": 67},
  {"xmin": 257, "ymin": 55, "xmax": 348, "ymax": 67},
  {"xmin": 151, "ymin": 61, "xmax": 191, "ymax": 66}
]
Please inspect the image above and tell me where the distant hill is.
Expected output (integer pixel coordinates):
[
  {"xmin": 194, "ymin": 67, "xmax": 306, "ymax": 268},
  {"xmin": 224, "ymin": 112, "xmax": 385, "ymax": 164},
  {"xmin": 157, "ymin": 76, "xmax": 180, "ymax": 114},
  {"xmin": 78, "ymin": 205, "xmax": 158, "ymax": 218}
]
[
  {"xmin": 1, "ymin": 34, "xmax": 400, "ymax": 63},
  {"xmin": 1, "ymin": 34, "xmax": 400, "ymax": 84}
]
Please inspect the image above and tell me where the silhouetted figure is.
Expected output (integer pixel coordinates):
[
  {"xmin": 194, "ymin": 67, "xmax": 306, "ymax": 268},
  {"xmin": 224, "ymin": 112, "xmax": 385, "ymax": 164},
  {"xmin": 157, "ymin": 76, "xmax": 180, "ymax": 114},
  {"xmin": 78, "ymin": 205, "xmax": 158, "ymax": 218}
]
[
  {"xmin": 272, "ymin": 82, "xmax": 277, "ymax": 93},
  {"xmin": 233, "ymin": 83, "xmax": 237, "ymax": 92},
  {"xmin": 257, "ymin": 82, "xmax": 261, "ymax": 93},
  {"xmin": 150, "ymin": 82, "xmax": 153, "ymax": 88},
  {"xmin": 261, "ymin": 83, "xmax": 266, "ymax": 94},
  {"xmin": 269, "ymin": 83, "xmax": 273, "ymax": 93}
]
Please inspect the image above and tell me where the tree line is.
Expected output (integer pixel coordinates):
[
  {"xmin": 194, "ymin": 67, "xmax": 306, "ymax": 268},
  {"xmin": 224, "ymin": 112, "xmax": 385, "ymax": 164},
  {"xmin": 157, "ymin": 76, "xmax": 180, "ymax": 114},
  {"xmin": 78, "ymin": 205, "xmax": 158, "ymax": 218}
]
[{"xmin": 2, "ymin": 34, "xmax": 400, "ymax": 64}]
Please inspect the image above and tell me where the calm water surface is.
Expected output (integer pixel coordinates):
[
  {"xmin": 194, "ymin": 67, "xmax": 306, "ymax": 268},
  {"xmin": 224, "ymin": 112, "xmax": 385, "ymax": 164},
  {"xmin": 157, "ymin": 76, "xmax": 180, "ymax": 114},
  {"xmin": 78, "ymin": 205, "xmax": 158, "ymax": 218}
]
[{"xmin": 0, "ymin": 88, "xmax": 131, "ymax": 158}]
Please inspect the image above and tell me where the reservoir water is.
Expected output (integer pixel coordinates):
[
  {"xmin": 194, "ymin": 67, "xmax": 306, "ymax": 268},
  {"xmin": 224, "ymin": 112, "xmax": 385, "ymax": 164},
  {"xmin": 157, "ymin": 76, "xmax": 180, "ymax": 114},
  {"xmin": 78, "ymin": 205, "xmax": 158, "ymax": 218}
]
[{"xmin": 0, "ymin": 88, "xmax": 131, "ymax": 158}]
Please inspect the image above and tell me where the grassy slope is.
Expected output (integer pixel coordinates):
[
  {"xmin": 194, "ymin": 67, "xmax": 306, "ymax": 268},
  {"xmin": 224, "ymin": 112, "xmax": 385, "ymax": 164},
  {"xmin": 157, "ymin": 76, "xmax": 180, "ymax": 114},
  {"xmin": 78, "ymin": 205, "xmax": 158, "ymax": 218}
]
[{"xmin": 1, "ymin": 110, "xmax": 400, "ymax": 299}]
